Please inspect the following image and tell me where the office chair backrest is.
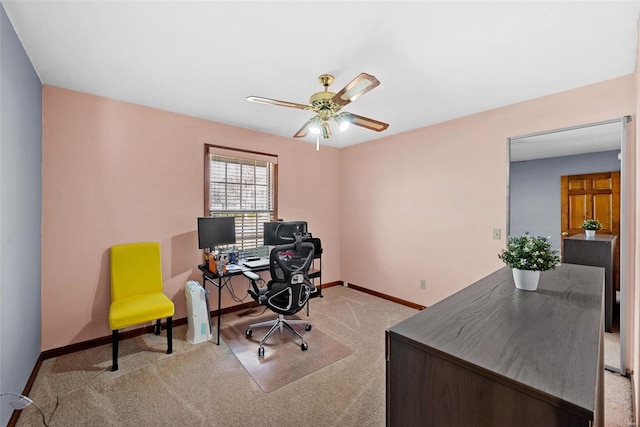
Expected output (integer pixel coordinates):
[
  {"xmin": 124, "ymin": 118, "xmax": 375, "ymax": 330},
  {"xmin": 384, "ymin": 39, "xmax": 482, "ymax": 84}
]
[
  {"xmin": 269, "ymin": 241, "xmax": 315, "ymax": 283},
  {"xmin": 111, "ymin": 242, "xmax": 163, "ymax": 302},
  {"xmin": 267, "ymin": 241, "xmax": 315, "ymax": 315}
]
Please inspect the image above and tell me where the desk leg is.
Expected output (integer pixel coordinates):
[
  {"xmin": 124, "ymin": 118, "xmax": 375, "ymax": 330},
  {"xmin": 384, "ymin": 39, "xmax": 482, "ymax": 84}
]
[{"xmin": 217, "ymin": 280, "xmax": 222, "ymax": 345}]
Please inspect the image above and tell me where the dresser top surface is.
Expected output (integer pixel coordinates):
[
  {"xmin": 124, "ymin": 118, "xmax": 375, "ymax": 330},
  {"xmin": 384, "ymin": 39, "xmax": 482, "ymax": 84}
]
[
  {"xmin": 387, "ymin": 264, "xmax": 603, "ymax": 414},
  {"xmin": 565, "ymin": 234, "xmax": 618, "ymax": 243}
]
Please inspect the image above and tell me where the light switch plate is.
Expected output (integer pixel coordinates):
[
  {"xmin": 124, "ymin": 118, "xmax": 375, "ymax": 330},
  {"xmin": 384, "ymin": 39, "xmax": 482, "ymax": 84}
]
[{"xmin": 493, "ymin": 228, "xmax": 501, "ymax": 240}]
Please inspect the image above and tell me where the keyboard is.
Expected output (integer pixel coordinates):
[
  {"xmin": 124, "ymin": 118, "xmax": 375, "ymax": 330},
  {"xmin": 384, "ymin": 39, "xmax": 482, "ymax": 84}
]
[
  {"xmin": 243, "ymin": 259, "xmax": 270, "ymax": 269},
  {"xmin": 225, "ymin": 264, "xmax": 243, "ymax": 272}
]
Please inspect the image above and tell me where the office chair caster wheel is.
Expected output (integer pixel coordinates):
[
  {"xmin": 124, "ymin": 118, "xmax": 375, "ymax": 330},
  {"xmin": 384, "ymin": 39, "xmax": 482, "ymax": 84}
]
[
  {"xmin": 301, "ymin": 342, "xmax": 308, "ymax": 351},
  {"xmin": 258, "ymin": 346, "xmax": 265, "ymax": 357},
  {"xmin": 246, "ymin": 329, "xmax": 252, "ymax": 338},
  {"xmin": 305, "ymin": 324, "xmax": 312, "ymax": 331}
]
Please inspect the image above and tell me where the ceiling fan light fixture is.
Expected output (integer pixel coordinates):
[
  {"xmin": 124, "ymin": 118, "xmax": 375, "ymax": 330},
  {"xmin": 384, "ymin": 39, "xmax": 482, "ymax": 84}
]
[
  {"xmin": 309, "ymin": 116, "xmax": 322, "ymax": 135},
  {"xmin": 335, "ymin": 113, "xmax": 351, "ymax": 132},
  {"xmin": 321, "ymin": 122, "xmax": 332, "ymax": 139}
]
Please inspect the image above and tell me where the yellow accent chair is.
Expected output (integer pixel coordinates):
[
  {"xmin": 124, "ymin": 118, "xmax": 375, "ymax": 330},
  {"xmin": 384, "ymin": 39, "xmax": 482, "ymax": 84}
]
[{"xmin": 109, "ymin": 242, "xmax": 175, "ymax": 371}]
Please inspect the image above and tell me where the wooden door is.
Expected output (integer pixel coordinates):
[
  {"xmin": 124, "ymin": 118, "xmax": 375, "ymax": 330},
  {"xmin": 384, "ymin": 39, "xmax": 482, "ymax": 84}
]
[{"xmin": 561, "ymin": 171, "xmax": 620, "ymax": 289}]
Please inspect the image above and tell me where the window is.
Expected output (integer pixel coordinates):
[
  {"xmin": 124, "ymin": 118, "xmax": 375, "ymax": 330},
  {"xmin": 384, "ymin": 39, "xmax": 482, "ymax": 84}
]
[{"xmin": 205, "ymin": 145, "xmax": 277, "ymax": 258}]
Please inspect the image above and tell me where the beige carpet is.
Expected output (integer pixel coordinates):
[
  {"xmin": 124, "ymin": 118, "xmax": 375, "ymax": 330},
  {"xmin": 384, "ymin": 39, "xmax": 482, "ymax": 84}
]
[
  {"xmin": 14, "ymin": 286, "xmax": 418, "ymax": 426},
  {"xmin": 12, "ymin": 285, "xmax": 634, "ymax": 426},
  {"xmin": 220, "ymin": 313, "xmax": 352, "ymax": 392},
  {"xmin": 603, "ymin": 327, "xmax": 633, "ymax": 427}
]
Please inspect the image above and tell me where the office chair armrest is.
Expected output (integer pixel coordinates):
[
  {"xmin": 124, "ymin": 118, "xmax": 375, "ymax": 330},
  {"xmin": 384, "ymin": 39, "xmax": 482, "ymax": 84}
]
[
  {"xmin": 243, "ymin": 271, "xmax": 261, "ymax": 282},
  {"xmin": 244, "ymin": 271, "xmax": 267, "ymax": 304}
]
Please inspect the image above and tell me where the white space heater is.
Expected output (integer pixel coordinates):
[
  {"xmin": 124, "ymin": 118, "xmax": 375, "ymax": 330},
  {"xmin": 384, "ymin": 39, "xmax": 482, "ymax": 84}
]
[{"xmin": 185, "ymin": 280, "xmax": 212, "ymax": 344}]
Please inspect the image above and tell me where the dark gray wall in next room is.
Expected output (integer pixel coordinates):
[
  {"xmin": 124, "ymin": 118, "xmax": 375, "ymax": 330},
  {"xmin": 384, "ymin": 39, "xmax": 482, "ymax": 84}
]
[{"xmin": 509, "ymin": 150, "xmax": 620, "ymax": 251}]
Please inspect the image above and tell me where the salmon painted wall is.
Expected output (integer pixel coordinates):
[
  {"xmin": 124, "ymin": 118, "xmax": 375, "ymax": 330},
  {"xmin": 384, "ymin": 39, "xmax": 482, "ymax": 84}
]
[
  {"xmin": 41, "ymin": 86, "xmax": 341, "ymax": 351},
  {"xmin": 340, "ymin": 75, "xmax": 635, "ymax": 309}
]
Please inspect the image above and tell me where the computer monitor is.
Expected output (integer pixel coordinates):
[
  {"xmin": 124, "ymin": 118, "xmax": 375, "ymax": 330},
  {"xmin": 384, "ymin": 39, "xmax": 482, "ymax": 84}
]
[
  {"xmin": 264, "ymin": 221, "xmax": 308, "ymax": 245},
  {"xmin": 197, "ymin": 217, "xmax": 236, "ymax": 249}
]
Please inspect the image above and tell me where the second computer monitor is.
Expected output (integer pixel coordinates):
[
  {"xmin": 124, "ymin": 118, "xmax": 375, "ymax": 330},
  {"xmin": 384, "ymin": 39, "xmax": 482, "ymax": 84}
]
[{"xmin": 264, "ymin": 221, "xmax": 308, "ymax": 245}]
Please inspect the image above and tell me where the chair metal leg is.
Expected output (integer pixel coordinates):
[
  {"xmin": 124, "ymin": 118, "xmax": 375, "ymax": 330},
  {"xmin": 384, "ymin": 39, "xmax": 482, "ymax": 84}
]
[
  {"xmin": 111, "ymin": 330, "xmax": 119, "ymax": 371},
  {"xmin": 259, "ymin": 320, "xmax": 284, "ymax": 347},
  {"xmin": 249, "ymin": 318, "xmax": 280, "ymax": 330},
  {"xmin": 282, "ymin": 321, "xmax": 306, "ymax": 342},
  {"xmin": 154, "ymin": 319, "xmax": 161, "ymax": 335},
  {"xmin": 249, "ymin": 314, "xmax": 311, "ymax": 356},
  {"xmin": 166, "ymin": 316, "xmax": 173, "ymax": 354}
]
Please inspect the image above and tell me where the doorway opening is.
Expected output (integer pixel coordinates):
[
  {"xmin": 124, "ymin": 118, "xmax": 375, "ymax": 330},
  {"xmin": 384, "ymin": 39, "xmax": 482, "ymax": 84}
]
[{"xmin": 507, "ymin": 117, "xmax": 629, "ymax": 375}]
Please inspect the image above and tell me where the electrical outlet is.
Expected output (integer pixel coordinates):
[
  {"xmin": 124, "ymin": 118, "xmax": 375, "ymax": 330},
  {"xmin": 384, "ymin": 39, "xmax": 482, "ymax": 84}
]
[
  {"xmin": 420, "ymin": 279, "xmax": 426, "ymax": 289},
  {"xmin": 493, "ymin": 228, "xmax": 501, "ymax": 240}
]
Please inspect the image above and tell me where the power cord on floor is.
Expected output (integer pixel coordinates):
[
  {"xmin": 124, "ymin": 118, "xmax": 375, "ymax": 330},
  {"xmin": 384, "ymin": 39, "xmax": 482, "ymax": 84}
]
[
  {"xmin": 1, "ymin": 350, "xmax": 145, "ymax": 425},
  {"xmin": 242, "ymin": 305, "xmax": 269, "ymax": 317},
  {"xmin": 0, "ymin": 392, "xmax": 58, "ymax": 426}
]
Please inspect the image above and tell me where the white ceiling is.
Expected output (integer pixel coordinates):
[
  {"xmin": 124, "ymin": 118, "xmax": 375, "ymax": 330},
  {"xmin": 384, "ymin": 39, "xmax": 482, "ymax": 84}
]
[
  {"xmin": 3, "ymin": 1, "xmax": 640, "ymax": 149},
  {"xmin": 510, "ymin": 120, "xmax": 623, "ymax": 162}
]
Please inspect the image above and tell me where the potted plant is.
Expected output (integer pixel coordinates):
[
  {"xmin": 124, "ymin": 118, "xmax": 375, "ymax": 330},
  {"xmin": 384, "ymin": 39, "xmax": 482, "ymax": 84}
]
[
  {"xmin": 581, "ymin": 219, "xmax": 602, "ymax": 238},
  {"xmin": 498, "ymin": 233, "xmax": 560, "ymax": 291}
]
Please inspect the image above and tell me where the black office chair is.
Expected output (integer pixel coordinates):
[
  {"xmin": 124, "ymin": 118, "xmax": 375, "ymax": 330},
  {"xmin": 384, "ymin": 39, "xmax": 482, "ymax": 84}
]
[{"xmin": 243, "ymin": 238, "xmax": 315, "ymax": 356}]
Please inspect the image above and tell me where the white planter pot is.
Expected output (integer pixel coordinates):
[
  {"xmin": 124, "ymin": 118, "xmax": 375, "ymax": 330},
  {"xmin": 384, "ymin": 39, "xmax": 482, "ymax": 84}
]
[
  {"xmin": 585, "ymin": 230, "xmax": 596, "ymax": 238},
  {"xmin": 512, "ymin": 268, "xmax": 541, "ymax": 291}
]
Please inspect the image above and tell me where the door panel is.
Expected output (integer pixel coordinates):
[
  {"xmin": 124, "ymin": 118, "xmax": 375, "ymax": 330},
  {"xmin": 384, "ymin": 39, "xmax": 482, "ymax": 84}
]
[
  {"xmin": 561, "ymin": 171, "xmax": 620, "ymax": 290},
  {"xmin": 593, "ymin": 194, "xmax": 613, "ymax": 231},
  {"xmin": 593, "ymin": 177, "xmax": 612, "ymax": 190},
  {"xmin": 568, "ymin": 194, "xmax": 587, "ymax": 229},
  {"xmin": 569, "ymin": 178, "xmax": 587, "ymax": 191}
]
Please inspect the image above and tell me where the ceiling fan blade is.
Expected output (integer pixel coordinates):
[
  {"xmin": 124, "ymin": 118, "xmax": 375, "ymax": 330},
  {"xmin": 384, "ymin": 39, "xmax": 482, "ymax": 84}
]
[
  {"xmin": 345, "ymin": 113, "xmax": 389, "ymax": 132},
  {"xmin": 247, "ymin": 96, "xmax": 310, "ymax": 110},
  {"xmin": 293, "ymin": 118, "xmax": 314, "ymax": 138},
  {"xmin": 331, "ymin": 73, "xmax": 381, "ymax": 107}
]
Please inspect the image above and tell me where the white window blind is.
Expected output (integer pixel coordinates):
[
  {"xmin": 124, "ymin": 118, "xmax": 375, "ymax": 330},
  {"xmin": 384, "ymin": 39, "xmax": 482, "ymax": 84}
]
[{"xmin": 206, "ymin": 148, "xmax": 277, "ymax": 259}]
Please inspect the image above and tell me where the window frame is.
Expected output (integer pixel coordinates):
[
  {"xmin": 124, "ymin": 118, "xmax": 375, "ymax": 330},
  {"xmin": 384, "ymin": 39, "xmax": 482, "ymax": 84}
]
[{"xmin": 203, "ymin": 144, "xmax": 278, "ymax": 259}]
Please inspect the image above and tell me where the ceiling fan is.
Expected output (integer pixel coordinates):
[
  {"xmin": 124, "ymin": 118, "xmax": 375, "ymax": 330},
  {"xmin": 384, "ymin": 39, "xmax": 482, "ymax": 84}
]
[{"xmin": 247, "ymin": 73, "xmax": 389, "ymax": 141}]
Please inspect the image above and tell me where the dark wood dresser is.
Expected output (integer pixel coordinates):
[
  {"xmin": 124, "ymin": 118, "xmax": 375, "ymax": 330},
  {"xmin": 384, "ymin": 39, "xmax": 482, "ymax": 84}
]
[
  {"xmin": 563, "ymin": 233, "xmax": 617, "ymax": 332},
  {"xmin": 386, "ymin": 264, "xmax": 604, "ymax": 427}
]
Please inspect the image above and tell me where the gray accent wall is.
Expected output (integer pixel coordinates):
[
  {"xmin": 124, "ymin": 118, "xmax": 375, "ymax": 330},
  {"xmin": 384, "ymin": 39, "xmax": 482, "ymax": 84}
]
[
  {"xmin": 0, "ymin": 4, "xmax": 42, "ymax": 425},
  {"xmin": 509, "ymin": 150, "xmax": 620, "ymax": 251}
]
